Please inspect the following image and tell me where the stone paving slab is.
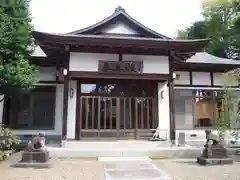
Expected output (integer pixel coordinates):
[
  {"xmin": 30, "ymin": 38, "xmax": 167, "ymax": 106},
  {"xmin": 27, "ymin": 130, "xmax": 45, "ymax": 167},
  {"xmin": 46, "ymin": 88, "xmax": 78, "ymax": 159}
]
[
  {"xmin": 104, "ymin": 161, "xmax": 154, "ymax": 170},
  {"xmin": 106, "ymin": 169, "xmax": 168, "ymax": 180},
  {"xmin": 98, "ymin": 156, "xmax": 152, "ymax": 162},
  {"xmin": 99, "ymin": 157, "xmax": 170, "ymax": 180}
]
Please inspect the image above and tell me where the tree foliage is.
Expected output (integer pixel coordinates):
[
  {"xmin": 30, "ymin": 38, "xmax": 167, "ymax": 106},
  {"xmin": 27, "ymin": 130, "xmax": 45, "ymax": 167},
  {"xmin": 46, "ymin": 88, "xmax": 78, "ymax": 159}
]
[
  {"xmin": 214, "ymin": 71, "xmax": 240, "ymax": 140},
  {"xmin": 177, "ymin": 0, "xmax": 240, "ymax": 59},
  {"xmin": 0, "ymin": 0, "xmax": 38, "ymax": 99},
  {"xmin": 0, "ymin": 125, "xmax": 20, "ymax": 161}
]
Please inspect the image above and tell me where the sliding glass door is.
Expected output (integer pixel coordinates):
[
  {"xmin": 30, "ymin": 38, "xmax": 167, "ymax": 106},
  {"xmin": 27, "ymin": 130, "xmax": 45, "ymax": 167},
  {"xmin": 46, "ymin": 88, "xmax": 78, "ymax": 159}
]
[{"xmin": 6, "ymin": 86, "xmax": 56, "ymax": 130}]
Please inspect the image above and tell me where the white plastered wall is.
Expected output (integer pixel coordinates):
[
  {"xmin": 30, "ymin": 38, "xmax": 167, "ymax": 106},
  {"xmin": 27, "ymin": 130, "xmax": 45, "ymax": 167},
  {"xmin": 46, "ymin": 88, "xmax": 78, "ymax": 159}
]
[
  {"xmin": 174, "ymin": 71, "xmax": 191, "ymax": 85},
  {"xmin": 174, "ymin": 71, "xmax": 239, "ymax": 87},
  {"xmin": 101, "ymin": 22, "xmax": 139, "ymax": 35},
  {"xmin": 67, "ymin": 80, "xmax": 77, "ymax": 139},
  {"xmin": 213, "ymin": 72, "xmax": 238, "ymax": 86},
  {"xmin": 37, "ymin": 67, "xmax": 57, "ymax": 81},
  {"xmin": 69, "ymin": 52, "xmax": 169, "ymax": 74},
  {"xmin": 157, "ymin": 82, "xmax": 170, "ymax": 139}
]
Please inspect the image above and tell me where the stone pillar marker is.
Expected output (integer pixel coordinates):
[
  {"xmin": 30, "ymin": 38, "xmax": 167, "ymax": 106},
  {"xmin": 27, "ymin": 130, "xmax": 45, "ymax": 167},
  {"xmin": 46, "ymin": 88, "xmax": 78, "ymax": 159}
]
[{"xmin": 178, "ymin": 132, "xmax": 185, "ymax": 147}]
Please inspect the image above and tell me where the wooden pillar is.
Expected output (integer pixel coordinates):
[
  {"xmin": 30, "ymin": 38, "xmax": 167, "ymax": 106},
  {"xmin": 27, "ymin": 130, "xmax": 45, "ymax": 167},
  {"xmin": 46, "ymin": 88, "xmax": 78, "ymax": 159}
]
[
  {"xmin": 75, "ymin": 80, "xmax": 81, "ymax": 140},
  {"xmin": 62, "ymin": 52, "xmax": 70, "ymax": 140},
  {"xmin": 168, "ymin": 50, "xmax": 176, "ymax": 143},
  {"xmin": 118, "ymin": 53, "xmax": 123, "ymax": 61}
]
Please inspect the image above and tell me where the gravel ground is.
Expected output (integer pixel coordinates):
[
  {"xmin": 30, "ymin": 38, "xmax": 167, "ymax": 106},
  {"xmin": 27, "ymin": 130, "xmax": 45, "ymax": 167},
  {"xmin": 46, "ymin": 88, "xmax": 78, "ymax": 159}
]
[
  {"xmin": 153, "ymin": 159, "xmax": 240, "ymax": 180},
  {"xmin": 2, "ymin": 152, "xmax": 240, "ymax": 180},
  {"xmin": 0, "ymin": 153, "xmax": 105, "ymax": 180}
]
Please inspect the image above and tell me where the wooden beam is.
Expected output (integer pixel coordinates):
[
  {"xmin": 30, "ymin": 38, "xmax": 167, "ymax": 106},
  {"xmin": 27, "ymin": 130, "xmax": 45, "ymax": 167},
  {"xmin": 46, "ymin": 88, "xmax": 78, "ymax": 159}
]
[
  {"xmin": 30, "ymin": 56, "xmax": 64, "ymax": 67},
  {"xmin": 210, "ymin": 72, "xmax": 214, "ymax": 86},
  {"xmin": 38, "ymin": 80, "xmax": 63, "ymax": 84},
  {"xmin": 75, "ymin": 80, "xmax": 81, "ymax": 140},
  {"xmin": 62, "ymin": 52, "xmax": 70, "ymax": 140},
  {"xmin": 118, "ymin": 53, "xmax": 123, "ymax": 61},
  {"xmin": 168, "ymin": 50, "xmax": 176, "ymax": 143},
  {"xmin": 69, "ymin": 71, "xmax": 169, "ymax": 81},
  {"xmin": 189, "ymin": 71, "xmax": 193, "ymax": 85},
  {"xmin": 70, "ymin": 45, "xmax": 169, "ymax": 56}
]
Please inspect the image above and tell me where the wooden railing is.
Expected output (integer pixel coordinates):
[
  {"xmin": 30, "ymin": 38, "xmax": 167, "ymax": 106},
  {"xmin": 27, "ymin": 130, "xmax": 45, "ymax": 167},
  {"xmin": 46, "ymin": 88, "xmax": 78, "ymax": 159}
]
[
  {"xmin": 79, "ymin": 96, "xmax": 157, "ymax": 139},
  {"xmin": 98, "ymin": 61, "xmax": 143, "ymax": 73}
]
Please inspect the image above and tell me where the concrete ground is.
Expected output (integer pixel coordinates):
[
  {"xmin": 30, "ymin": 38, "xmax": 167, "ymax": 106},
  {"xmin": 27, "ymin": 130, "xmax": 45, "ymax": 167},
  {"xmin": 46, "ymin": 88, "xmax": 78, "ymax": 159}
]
[{"xmin": 1, "ymin": 152, "xmax": 240, "ymax": 180}]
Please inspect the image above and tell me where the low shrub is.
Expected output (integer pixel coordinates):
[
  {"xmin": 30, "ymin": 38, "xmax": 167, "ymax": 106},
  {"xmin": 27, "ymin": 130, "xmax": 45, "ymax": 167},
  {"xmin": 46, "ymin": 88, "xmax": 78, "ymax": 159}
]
[{"xmin": 0, "ymin": 125, "xmax": 20, "ymax": 161}]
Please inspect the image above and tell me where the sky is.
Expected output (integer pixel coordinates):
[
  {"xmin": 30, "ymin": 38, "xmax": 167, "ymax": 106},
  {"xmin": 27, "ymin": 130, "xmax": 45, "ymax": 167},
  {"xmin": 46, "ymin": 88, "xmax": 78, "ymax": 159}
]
[{"xmin": 30, "ymin": 0, "xmax": 204, "ymax": 38}]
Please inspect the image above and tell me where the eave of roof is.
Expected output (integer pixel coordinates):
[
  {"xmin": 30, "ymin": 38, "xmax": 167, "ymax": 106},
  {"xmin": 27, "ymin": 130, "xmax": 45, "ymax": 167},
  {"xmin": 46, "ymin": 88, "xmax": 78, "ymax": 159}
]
[
  {"xmin": 33, "ymin": 31, "xmax": 209, "ymax": 53},
  {"xmin": 68, "ymin": 6, "xmax": 171, "ymax": 39},
  {"xmin": 173, "ymin": 52, "xmax": 240, "ymax": 72},
  {"xmin": 174, "ymin": 62, "xmax": 240, "ymax": 72},
  {"xmin": 186, "ymin": 52, "xmax": 240, "ymax": 64}
]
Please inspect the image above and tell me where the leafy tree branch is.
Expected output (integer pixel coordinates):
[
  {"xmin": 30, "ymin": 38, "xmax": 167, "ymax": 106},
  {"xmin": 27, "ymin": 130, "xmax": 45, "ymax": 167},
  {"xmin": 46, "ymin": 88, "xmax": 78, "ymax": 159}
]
[{"xmin": 0, "ymin": 0, "xmax": 38, "ymax": 99}]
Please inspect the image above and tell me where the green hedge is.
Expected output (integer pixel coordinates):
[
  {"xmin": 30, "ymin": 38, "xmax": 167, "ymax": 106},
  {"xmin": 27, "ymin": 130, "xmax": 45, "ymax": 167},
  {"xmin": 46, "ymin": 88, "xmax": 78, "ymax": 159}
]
[{"xmin": 0, "ymin": 125, "xmax": 20, "ymax": 161}]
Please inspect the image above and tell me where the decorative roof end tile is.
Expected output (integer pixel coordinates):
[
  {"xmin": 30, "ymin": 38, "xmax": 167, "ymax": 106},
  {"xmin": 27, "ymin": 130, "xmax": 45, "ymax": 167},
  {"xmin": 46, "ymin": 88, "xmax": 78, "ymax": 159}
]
[{"xmin": 115, "ymin": 6, "xmax": 125, "ymax": 13}]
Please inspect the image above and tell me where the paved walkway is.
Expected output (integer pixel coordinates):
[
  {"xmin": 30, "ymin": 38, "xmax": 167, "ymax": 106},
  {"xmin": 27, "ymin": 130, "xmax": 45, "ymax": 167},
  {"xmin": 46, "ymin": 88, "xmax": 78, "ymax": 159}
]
[{"xmin": 98, "ymin": 157, "xmax": 170, "ymax": 180}]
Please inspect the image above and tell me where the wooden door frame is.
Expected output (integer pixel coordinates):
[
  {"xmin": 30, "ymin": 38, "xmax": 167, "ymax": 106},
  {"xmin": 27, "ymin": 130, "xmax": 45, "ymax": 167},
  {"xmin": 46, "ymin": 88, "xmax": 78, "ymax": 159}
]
[
  {"xmin": 116, "ymin": 98, "xmax": 120, "ymax": 139},
  {"xmin": 75, "ymin": 78, "xmax": 160, "ymax": 140}
]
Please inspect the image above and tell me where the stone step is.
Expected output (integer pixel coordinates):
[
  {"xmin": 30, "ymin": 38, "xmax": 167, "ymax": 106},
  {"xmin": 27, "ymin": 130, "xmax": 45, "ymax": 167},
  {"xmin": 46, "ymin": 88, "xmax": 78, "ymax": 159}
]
[
  {"xmin": 98, "ymin": 156, "xmax": 152, "ymax": 162},
  {"xmin": 48, "ymin": 146, "xmax": 202, "ymax": 158},
  {"xmin": 48, "ymin": 146, "xmax": 240, "ymax": 159}
]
